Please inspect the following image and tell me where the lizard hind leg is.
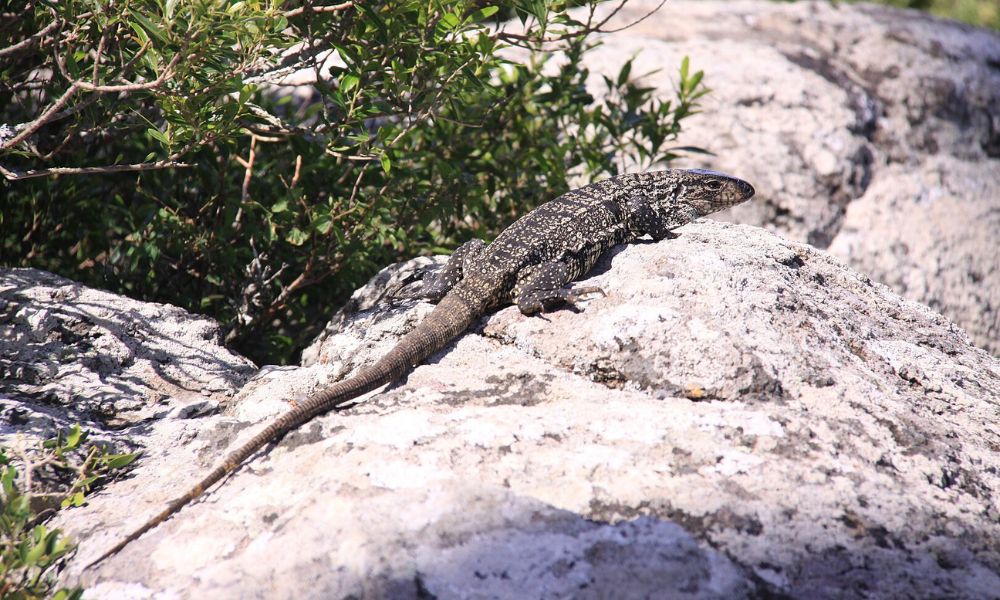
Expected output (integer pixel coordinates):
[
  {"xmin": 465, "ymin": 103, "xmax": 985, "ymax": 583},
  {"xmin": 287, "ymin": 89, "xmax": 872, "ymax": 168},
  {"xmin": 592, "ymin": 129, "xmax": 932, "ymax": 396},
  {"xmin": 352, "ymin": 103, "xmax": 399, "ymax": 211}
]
[
  {"xmin": 419, "ymin": 239, "xmax": 487, "ymax": 302},
  {"xmin": 514, "ymin": 261, "xmax": 606, "ymax": 315}
]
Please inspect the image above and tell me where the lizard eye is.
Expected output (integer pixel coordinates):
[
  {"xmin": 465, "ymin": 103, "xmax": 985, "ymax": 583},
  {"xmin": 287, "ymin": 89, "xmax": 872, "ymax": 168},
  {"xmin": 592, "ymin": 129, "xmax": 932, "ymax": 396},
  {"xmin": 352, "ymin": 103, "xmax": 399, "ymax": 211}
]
[{"xmin": 706, "ymin": 180, "xmax": 723, "ymax": 191}]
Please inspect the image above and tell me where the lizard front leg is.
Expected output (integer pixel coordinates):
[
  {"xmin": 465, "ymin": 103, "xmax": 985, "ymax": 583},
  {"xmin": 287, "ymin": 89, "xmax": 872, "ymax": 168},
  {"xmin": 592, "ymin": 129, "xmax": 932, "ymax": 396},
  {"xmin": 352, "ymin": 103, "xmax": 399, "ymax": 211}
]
[
  {"xmin": 420, "ymin": 239, "xmax": 487, "ymax": 302},
  {"xmin": 513, "ymin": 261, "xmax": 605, "ymax": 315},
  {"xmin": 626, "ymin": 195, "xmax": 695, "ymax": 241}
]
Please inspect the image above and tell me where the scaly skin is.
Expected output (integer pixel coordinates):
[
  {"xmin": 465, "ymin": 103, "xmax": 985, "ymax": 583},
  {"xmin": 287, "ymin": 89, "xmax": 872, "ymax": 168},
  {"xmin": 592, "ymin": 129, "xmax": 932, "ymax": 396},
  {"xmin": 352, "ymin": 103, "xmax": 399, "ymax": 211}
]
[{"xmin": 85, "ymin": 168, "xmax": 754, "ymax": 569}]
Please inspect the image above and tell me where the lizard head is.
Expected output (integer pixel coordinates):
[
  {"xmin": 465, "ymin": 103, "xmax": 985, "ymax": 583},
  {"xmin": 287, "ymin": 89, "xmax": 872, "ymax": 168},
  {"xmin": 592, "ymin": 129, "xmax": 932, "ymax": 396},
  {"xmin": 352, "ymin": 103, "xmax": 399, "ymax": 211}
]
[
  {"xmin": 670, "ymin": 168, "xmax": 756, "ymax": 216},
  {"xmin": 621, "ymin": 168, "xmax": 756, "ymax": 235}
]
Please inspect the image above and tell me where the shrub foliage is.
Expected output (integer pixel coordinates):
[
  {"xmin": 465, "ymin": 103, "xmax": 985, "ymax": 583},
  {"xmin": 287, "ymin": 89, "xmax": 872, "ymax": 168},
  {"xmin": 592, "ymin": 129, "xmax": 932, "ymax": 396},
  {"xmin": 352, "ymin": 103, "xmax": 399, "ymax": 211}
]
[
  {"xmin": 1, "ymin": 0, "xmax": 708, "ymax": 364},
  {"xmin": 0, "ymin": 426, "xmax": 136, "ymax": 599}
]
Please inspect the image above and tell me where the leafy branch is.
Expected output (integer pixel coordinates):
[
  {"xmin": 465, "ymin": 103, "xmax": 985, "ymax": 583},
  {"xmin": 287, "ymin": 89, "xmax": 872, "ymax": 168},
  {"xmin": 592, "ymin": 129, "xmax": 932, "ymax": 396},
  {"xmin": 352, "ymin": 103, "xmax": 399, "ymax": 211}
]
[{"xmin": 2, "ymin": 0, "xmax": 711, "ymax": 365}]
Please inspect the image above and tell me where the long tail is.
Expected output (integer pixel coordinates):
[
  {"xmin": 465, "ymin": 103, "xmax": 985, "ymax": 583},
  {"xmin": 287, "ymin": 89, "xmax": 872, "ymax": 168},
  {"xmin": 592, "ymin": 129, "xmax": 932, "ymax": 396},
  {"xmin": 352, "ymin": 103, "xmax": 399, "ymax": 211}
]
[{"xmin": 85, "ymin": 292, "xmax": 485, "ymax": 569}]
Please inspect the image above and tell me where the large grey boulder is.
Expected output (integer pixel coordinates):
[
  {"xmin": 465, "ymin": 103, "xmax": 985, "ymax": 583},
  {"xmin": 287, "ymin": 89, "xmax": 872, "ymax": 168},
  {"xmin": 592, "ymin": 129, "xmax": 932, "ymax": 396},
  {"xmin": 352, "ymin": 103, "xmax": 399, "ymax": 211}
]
[
  {"xmin": 0, "ymin": 268, "xmax": 255, "ymax": 446},
  {"xmin": 580, "ymin": 0, "xmax": 1000, "ymax": 355},
  {"xmin": 2, "ymin": 2, "xmax": 998, "ymax": 599},
  {"xmin": 18, "ymin": 217, "xmax": 993, "ymax": 599}
]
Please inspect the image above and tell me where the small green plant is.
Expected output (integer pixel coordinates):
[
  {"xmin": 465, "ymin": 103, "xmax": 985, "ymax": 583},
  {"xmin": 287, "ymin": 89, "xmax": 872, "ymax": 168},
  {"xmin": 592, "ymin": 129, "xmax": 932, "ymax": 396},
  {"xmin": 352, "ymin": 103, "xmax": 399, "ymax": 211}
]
[{"xmin": 0, "ymin": 426, "xmax": 137, "ymax": 599}]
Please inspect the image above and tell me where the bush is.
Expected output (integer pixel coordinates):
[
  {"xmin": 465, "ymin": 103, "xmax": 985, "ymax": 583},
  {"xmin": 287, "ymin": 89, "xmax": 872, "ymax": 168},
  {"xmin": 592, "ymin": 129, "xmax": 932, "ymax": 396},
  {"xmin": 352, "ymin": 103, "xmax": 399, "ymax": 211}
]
[
  {"xmin": 1, "ymin": 1, "xmax": 709, "ymax": 365},
  {"xmin": 867, "ymin": 0, "xmax": 999, "ymax": 29},
  {"xmin": 0, "ymin": 426, "xmax": 136, "ymax": 599}
]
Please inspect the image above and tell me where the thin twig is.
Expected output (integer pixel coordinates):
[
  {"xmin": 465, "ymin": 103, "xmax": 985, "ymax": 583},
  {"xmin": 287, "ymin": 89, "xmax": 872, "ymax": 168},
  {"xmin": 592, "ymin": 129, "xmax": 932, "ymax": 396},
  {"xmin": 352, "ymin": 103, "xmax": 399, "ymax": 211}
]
[
  {"xmin": 291, "ymin": 154, "xmax": 302, "ymax": 188},
  {"xmin": 9, "ymin": 79, "xmax": 50, "ymax": 91},
  {"xmin": 239, "ymin": 102, "xmax": 328, "ymax": 137},
  {"xmin": 601, "ymin": 0, "xmax": 669, "ymax": 34},
  {"xmin": 0, "ymin": 18, "xmax": 59, "ymax": 57},
  {"xmin": 284, "ymin": 1, "xmax": 354, "ymax": 19},
  {"xmin": 246, "ymin": 257, "xmax": 315, "ymax": 334},
  {"xmin": 92, "ymin": 24, "xmax": 110, "ymax": 84},
  {"xmin": 35, "ymin": 128, "xmax": 76, "ymax": 160},
  {"xmin": 3, "ymin": 39, "xmax": 170, "ymax": 153},
  {"xmin": 496, "ymin": 0, "xmax": 642, "ymax": 45},
  {"xmin": 347, "ymin": 161, "xmax": 370, "ymax": 209},
  {"xmin": 105, "ymin": 39, "xmax": 155, "ymax": 85},
  {"xmin": 59, "ymin": 50, "xmax": 182, "ymax": 92},
  {"xmin": 48, "ymin": 92, "xmax": 99, "ymax": 122},
  {"xmin": 237, "ymin": 135, "xmax": 258, "ymax": 202},
  {"xmin": 323, "ymin": 147, "xmax": 376, "ymax": 161},
  {"xmin": 0, "ymin": 159, "xmax": 192, "ymax": 181},
  {"xmin": 0, "ymin": 85, "xmax": 78, "ymax": 151}
]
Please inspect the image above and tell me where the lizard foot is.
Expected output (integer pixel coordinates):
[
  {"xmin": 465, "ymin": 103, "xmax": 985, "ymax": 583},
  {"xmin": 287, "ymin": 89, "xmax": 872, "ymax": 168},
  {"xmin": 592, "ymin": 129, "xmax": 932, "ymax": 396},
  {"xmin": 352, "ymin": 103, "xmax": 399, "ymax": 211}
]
[{"xmin": 517, "ymin": 285, "xmax": 606, "ymax": 315}]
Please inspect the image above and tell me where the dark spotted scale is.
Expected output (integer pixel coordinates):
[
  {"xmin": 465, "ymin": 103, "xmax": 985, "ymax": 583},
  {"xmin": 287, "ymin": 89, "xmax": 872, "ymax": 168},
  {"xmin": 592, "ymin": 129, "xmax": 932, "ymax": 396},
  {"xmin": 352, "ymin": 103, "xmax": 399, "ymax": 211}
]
[{"xmin": 86, "ymin": 169, "xmax": 755, "ymax": 569}]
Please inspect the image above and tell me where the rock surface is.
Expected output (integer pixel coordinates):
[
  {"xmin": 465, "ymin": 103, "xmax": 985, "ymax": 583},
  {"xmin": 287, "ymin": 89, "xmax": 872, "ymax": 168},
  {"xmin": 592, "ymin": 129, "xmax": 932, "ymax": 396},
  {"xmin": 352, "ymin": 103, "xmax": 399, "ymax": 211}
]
[
  {"xmin": 6, "ymin": 218, "xmax": 991, "ymax": 599},
  {"xmin": 579, "ymin": 0, "xmax": 1000, "ymax": 355},
  {"xmin": 1, "ymin": 2, "xmax": 998, "ymax": 599},
  {"xmin": 0, "ymin": 268, "xmax": 255, "ymax": 448}
]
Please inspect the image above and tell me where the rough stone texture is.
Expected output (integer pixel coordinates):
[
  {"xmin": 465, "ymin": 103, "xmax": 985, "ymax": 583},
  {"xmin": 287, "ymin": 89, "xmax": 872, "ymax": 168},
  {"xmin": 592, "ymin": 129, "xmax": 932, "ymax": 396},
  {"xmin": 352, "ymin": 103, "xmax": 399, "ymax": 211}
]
[
  {"xmin": 4, "ymin": 2, "xmax": 999, "ymax": 598},
  {"xmin": 578, "ymin": 0, "xmax": 1000, "ymax": 355},
  {"xmin": 0, "ymin": 268, "xmax": 255, "ymax": 449},
  {"xmin": 36, "ymin": 219, "xmax": 998, "ymax": 599}
]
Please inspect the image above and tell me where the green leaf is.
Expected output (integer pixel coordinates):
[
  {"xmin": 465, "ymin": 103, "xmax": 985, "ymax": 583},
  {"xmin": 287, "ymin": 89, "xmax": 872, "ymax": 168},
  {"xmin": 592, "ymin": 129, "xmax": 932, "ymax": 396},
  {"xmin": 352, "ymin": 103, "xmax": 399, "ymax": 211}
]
[
  {"xmin": 128, "ymin": 20, "xmax": 150, "ymax": 45},
  {"xmin": 471, "ymin": 6, "xmax": 499, "ymax": 21},
  {"xmin": 129, "ymin": 9, "xmax": 169, "ymax": 44},
  {"xmin": 65, "ymin": 51, "xmax": 82, "ymax": 79},
  {"xmin": 2, "ymin": 465, "xmax": 15, "ymax": 497},
  {"xmin": 439, "ymin": 12, "xmax": 461, "ymax": 30},
  {"xmin": 141, "ymin": 46, "xmax": 161, "ymax": 74},
  {"xmin": 50, "ymin": 532, "xmax": 70, "ymax": 555},
  {"xmin": 64, "ymin": 424, "xmax": 83, "ymax": 449},
  {"xmin": 667, "ymin": 145, "xmax": 714, "ymax": 155},
  {"xmin": 687, "ymin": 71, "xmax": 704, "ymax": 93},
  {"xmin": 52, "ymin": 587, "xmax": 86, "ymax": 600},
  {"xmin": 147, "ymin": 128, "xmax": 170, "ymax": 147},
  {"xmin": 286, "ymin": 227, "xmax": 308, "ymax": 246},
  {"xmin": 380, "ymin": 153, "xmax": 391, "ymax": 174},
  {"xmin": 104, "ymin": 453, "xmax": 139, "ymax": 469},
  {"xmin": 340, "ymin": 73, "xmax": 360, "ymax": 93},
  {"xmin": 357, "ymin": 3, "xmax": 388, "ymax": 43},
  {"xmin": 61, "ymin": 491, "xmax": 86, "ymax": 508},
  {"xmin": 25, "ymin": 531, "xmax": 48, "ymax": 565},
  {"xmin": 616, "ymin": 59, "xmax": 632, "ymax": 87},
  {"xmin": 313, "ymin": 213, "xmax": 333, "ymax": 235},
  {"xmin": 165, "ymin": 0, "xmax": 180, "ymax": 20}
]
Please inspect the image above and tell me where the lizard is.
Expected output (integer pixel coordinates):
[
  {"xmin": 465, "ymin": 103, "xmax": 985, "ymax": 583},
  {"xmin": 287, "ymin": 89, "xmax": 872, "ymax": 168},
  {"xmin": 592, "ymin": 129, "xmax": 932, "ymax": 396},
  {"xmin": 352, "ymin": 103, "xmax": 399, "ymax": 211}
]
[{"xmin": 85, "ymin": 168, "xmax": 754, "ymax": 569}]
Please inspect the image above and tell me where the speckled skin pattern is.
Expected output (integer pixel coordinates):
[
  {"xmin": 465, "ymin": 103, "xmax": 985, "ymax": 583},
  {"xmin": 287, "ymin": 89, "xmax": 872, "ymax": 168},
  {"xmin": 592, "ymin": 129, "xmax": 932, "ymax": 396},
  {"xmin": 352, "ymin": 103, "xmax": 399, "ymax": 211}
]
[
  {"xmin": 87, "ymin": 169, "xmax": 754, "ymax": 568},
  {"xmin": 427, "ymin": 169, "xmax": 755, "ymax": 314}
]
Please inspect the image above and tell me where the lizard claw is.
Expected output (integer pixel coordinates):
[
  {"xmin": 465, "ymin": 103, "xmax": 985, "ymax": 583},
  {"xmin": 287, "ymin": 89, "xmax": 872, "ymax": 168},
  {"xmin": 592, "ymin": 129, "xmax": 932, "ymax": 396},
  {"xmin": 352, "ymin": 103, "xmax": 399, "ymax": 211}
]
[
  {"xmin": 563, "ymin": 285, "xmax": 606, "ymax": 303},
  {"xmin": 518, "ymin": 285, "xmax": 606, "ymax": 315}
]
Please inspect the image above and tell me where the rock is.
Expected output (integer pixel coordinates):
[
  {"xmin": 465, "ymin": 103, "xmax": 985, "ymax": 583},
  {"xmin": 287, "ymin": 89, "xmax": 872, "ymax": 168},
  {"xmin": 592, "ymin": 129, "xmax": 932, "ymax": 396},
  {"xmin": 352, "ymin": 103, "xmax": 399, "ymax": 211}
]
[
  {"xmin": 578, "ymin": 0, "xmax": 1000, "ymax": 355},
  {"xmin": 4, "ymin": 2, "xmax": 999, "ymax": 598},
  {"xmin": 0, "ymin": 268, "xmax": 255, "ymax": 451},
  {"xmin": 34, "ymin": 218, "xmax": 997, "ymax": 599}
]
